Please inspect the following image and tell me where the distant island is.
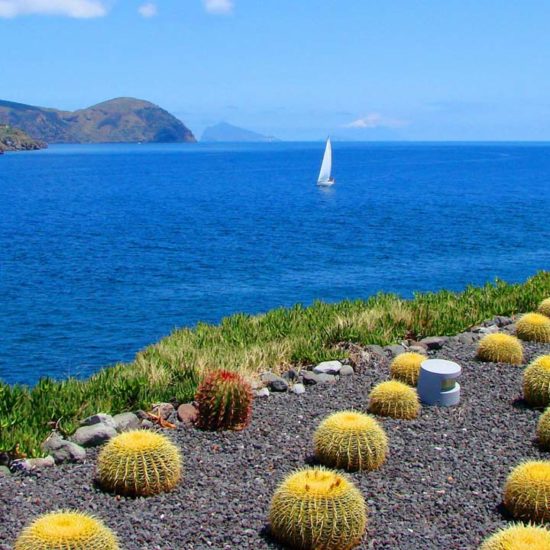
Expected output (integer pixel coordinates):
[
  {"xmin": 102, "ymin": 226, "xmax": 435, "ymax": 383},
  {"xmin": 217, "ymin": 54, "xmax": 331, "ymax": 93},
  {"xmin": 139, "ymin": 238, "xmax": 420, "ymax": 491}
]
[
  {"xmin": 0, "ymin": 124, "xmax": 46, "ymax": 153},
  {"xmin": 0, "ymin": 97, "xmax": 196, "ymax": 144},
  {"xmin": 201, "ymin": 122, "xmax": 278, "ymax": 143}
]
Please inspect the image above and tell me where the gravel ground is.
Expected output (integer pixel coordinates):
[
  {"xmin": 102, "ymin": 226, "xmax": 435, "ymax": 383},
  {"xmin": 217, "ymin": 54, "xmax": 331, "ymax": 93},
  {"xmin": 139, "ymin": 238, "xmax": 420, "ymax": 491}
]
[{"xmin": 1, "ymin": 337, "xmax": 549, "ymax": 550}]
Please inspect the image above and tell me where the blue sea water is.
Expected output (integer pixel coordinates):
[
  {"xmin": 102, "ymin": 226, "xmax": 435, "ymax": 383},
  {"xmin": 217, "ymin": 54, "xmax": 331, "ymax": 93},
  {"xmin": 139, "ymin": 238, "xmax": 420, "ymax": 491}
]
[{"xmin": 1, "ymin": 142, "xmax": 549, "ymax": 385}]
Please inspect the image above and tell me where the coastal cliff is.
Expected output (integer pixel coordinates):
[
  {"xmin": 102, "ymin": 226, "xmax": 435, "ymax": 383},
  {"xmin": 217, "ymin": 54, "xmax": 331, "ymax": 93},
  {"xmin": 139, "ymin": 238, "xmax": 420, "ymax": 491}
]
[{"xmin": 0, "ymin": 124, "xmax": 46, "ymax": 152}]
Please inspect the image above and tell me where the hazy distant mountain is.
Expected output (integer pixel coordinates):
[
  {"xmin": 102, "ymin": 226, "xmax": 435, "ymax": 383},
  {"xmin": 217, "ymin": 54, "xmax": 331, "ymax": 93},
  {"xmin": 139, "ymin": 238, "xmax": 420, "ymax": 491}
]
[
  {"xmin": 0, "ymin": 124, "xmax": 46, "ymax": 153},
  {"xmin": 201, "ymin": 122, "xmax": 277, "ymax": 142},
  {"xmin": 0, "ymin": 97, "xmax": 196, "ymax": 144}
]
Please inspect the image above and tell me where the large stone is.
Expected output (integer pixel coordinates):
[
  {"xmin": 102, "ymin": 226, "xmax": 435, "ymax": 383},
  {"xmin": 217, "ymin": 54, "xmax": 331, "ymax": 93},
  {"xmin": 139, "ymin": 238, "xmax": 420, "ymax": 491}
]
[
  {"xmin": 302, "ymin": 371, "xmax": 337, "ymax": 385},
  {"xmin": 42, "ymin": 433, "xmax": 86, "ymax": 464},
  {"xmin": 291, "ymin": 383, "xmax": 306, "ymax": 395},
  {"xmin": 457, "ymin": 332, "xmax": 476, "ymax": 345},
  {"xmin": 113, "ymin": 412, "xmax": 141, "ymax": 432},
  {"xmin": 419, "ymin": 336, "xmax": 449, "ymax": 350},
  {"xmin": 80, "ymin": 413, "xmax": 116, "ymax": 429},
  {"xmin": 313, "ymin": 361, "xmax": 343, "ymax": 375},
  {"xmin": 0, "ymin": 465, "xmax": 10, "ymax": 476},
  {"xmin": 177, "ymin": 403, "xmax": 198, "ymax": 424},
  {"xmin": 261, "ymin": 372, "xmax": 288, "ymax": 392},
  {"xmin": 151, "ymin": 403, "xmax": 175, "ymax": 420},
  {"xmin": 339, "ymin": 365, "xmax": 354, "ymax": 376},
  {"xmin": 72, "ymin": 424, "xmax": 117, "ymax": 447},
  {"xmin": 16, "ymin": 456, "xmax": 55, "ymax": 472},
  {"xmin": 384, "ymin": 345, "xmax": 406, "ymax": 358},
  {"xmin": 282, "ymin": 369, "xmax": 299, "ymax": 381},
  {"xmin": 255, "ymin": 387, "xmax": 270, "ymax": 398}
]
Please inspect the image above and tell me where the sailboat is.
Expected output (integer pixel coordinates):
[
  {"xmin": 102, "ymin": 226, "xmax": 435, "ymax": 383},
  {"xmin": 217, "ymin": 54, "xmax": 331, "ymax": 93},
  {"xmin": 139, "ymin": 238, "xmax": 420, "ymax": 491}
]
[{"xmin": 317, "ymin": 137, "xmax": 335, "ymax": 187}]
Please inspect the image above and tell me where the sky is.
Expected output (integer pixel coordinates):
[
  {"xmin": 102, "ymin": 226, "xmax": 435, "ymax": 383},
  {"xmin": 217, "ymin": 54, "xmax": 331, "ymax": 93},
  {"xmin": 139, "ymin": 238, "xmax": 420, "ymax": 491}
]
[{"xmin": 1, "ymin": 0, "xmax": 550, "ymax": 141}]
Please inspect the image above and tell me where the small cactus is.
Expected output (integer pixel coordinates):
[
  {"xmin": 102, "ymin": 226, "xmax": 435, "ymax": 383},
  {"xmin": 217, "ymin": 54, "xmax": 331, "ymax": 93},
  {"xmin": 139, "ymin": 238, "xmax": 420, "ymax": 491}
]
[
  {"xmin": 503, "ymin": 461, "xmax": 550, "ymax": 523},
  {"xmin": 368, "ymin": 380, "xmax": 420, "ymax": 420},
  {"xmin": 479, "ymin": 523, "xmax": 550, "ymax": 550},
  {"xmin": 537, "ymin": 408, "xmax": 550, "ymax": 451},
  {"xmin": 97, "ymin": 430, "xmax": 182, "ymax": 496},
  {"xmin": 538, "ymin": 298, "xmax": 550, "ymax": 318},
  {"xmin": 314, "ymin": 410, "xmax": 388, "ymax": 472},
  {"xmin": 476, "ymin": 333, "xmax": 523, "ymax": 365},
  {"xmin": 523, "ymin": 355, "xmax": 550, "ymax": 408},
  {"xmin": 390, "ymin": 352, "xmax": 427, "ymax": 386},
  {"xmin": 516, "ymin": 313, "xmax": 550, "ymax": 343},
  {"xmin": 195, "ymin": 369, "xmax": 253, "ymax": 431},
  {"xmin": 269, "ymin": 467, "xmax": 367, "ymax": 550},
  {"xmin": 15, "ymin": 510, "xmax": 119, "ymax": 550}
]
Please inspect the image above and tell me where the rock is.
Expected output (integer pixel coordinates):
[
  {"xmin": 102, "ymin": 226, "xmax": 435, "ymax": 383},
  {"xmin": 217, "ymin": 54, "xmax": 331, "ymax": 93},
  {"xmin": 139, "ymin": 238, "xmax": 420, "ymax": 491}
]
[
  {"xmin": 313, "ymin": 360, "xmax": 343, "ymax": 375},
  {"xmin": 291, "ymin": 383, "xmax": 306, "ymax": 395},
  {"xmin": 384, "ymin": 345, "xmax": 406, "ymax": 358},
  {"xmin": 339, "ymin": 365, "xmax": 354, "ymax": 376},
  {"xmin": 0, "ymin": 465, "xmax": 11, "ymax": 476},
  {"xmin": 479, "ymin": 325, "xmax": 499, "ymax": 334},
  {"xmin": 457, "ymin": 332, "xmax": 476, "ymax": 345},
  {"xmin": 365, "ymin": 345, "xmax": 385, "ymax": 355},
  {"xmin": 301, "ymin": 371, "xmax": 319, "ymax": 385},
  {"xmin": 72, "ymin": 424, "xmax": 117, "ymax": 447},
  {"xmin": 80, "ymin": 413, "xmax": 116, "ymax": 430},
  {"xmin": 261, "ymin": 372, "xmax": 288, "ymax": 392},
  {"xmin": 141, "ymin": 419, "xmax": 154, "ymax": 429},
  {"xmin": 317, "ymin": 373, "xmax": 337, "ymax": 384},
  {"xmin": 177, "ymin": 404, "xmax": 198, "ymax": 424},
  {"xmin": 302, "ymin": 371, "xmax": 337, "ymax": 385},
  {"xmin": 501, "ymin": 323, "xmax": 517, "ymax": 334},
  {"xmin": 419, "ymin": 336, "xmax": 449, "ymax": 350},
  {"xmin": 151, "ymin": 403, "xmax": 175, "ymax": 420},
  {"xmin": 408, "ymin": 345, "xmax": 428, "ymax": 354},
  {"xmin": 42, "ymin": 433, "xmax": 86, "ymax": 464},
  {"xmin": 255, "ymin": 388, "xmax": 270, "ymax": 398},
  {"xmin": 113, "ymin": 412, "xmax": 141, "ymax": 432},
  {"xmin": 282, "ymin": 369, "xmax": 299, "ymax": 381},
  {"xmin": 493, "ymin": 315, "xmax": 514, "ymax": 327},
  {"xmin": 16, "ymin": 456, "xmax": 56, "ymax": 472}
]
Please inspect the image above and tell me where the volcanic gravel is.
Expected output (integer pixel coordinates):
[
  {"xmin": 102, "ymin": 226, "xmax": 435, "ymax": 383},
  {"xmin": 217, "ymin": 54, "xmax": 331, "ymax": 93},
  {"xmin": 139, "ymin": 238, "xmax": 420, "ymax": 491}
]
[{"xmin": 1, "ymin": 338, "xmax": 549, "ymax": 550}]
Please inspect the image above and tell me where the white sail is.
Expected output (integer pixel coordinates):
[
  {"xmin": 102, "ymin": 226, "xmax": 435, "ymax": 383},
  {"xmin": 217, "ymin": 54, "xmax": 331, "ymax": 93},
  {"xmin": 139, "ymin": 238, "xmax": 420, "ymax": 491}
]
[{"xmin": 317, "ymin": 137, "xmax": 334, "ymax": 185}]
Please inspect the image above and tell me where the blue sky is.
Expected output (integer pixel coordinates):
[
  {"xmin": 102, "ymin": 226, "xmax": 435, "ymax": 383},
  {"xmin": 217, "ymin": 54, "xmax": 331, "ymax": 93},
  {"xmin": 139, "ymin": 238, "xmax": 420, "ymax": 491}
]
[{"xmin": 1, "ymin": 0, "xmax": 550, "ymax": 140}]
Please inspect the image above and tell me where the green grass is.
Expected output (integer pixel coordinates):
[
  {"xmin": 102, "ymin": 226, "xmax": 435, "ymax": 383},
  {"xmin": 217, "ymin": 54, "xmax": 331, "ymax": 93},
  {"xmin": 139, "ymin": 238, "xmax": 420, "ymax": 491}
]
[{"xmin": 1, "ymin": 271, "xmax": 549, "ymax": 457}]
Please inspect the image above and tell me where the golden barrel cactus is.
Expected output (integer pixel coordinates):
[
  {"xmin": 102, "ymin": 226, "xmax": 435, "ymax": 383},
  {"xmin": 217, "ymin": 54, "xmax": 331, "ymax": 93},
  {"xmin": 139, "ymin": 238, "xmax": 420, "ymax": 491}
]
[
  {"xmin": 537, "ymin": 408, "xmax": 550, "ymax": 451},
  {"xmin": 269, "ymin": 467, "xmax": 367, "ymax": 550},
  {"xmin": 390, "ymin": 352, "xmax": 427, "ymax": 386},
  {"xmin": 476, "ymin": 333, "xmax": 523, "ymax": 365},
  {"xmin": 503, "ymin": 461, "xmax": 550, "ymax": 523},
  {"xmin": 523, "ymin": 355, "xmax": 550, "ymax": 408},
  {"xmin": 368, "ymin": 380, "xmax": 420, "ymax": 420},
  {"xmin": 15, "ymin": 510, "xmax": 119, "ymax": 550},
  {"xmin": 314, "ymin": 410, "xmax": 388, "ymax": 472},
  {"xmin": 538, "ymin": 298, "xmax": 550, "ymax": 318},
  {"xmin": 479, "ymin": 523, "xmax": 550, "ymax": 550},
  {"xmin": 97, "ymin": 430, "xmax": 182, "ymax": 497},
  {"xmin": 516, "ymin": 313, "xmax": 550, "ymax": 343}
]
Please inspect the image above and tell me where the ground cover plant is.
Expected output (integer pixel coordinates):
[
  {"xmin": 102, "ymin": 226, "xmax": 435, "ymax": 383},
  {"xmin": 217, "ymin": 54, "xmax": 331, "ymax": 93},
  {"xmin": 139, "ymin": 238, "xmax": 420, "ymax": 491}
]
[{"xmin": 1, "ymin": 271, "xmax": 549, "ymax": 457}]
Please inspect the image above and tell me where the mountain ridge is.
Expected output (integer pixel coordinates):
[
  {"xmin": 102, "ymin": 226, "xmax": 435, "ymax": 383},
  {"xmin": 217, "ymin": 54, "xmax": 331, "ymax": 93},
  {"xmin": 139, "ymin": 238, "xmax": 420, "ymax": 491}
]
[{"xmin": 201, "ymin": 121, "xmax": 277, "ymax": 142}]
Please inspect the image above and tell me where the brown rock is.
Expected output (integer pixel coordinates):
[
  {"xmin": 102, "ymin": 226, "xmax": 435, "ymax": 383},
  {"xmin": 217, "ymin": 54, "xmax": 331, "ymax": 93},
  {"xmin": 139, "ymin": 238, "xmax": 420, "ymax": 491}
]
[
  {"xmin": 177, "ymin": 403, "xmax": 198, "ymax": 424},
  {"xmin": 151, "ymin": 403, "xmax": 175, "ymax": 420}
]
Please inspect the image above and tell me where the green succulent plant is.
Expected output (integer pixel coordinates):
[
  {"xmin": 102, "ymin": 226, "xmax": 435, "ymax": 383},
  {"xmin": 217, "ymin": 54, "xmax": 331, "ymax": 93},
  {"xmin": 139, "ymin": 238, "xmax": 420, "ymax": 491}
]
[
  {"xmin": 314, "ymin": 410, "xmax": 388, "ymax": 471},
  {"xmin": 476, "ymin": 333, "xmax": 524, "ymax": 365},
  {"xmin": 97, "ymin": 430, "xmax": 182, "ymax": 496},
  {"xmin": 479, "ymin": 523, "xmax": 550, "ymax": 550},
  {"xmin": 195, "ymin": 369, "xmax": 253, "ymax": 431},
  {"xmin": 269, "ymin": 467, "xmax": 367, "ymax": 550},
  {"xmin": 15, "ymin": 510, "xmax": 119, "ymax": 550},
  {"xmin": 390, "ymin": 352, "xmax": 427, "ymax": 386},
  {"xmin": 523, "ymin": 355, "xmax": 550, "ymax": 408},
  {"xmin": 538, "ymin": 298, "xmax": 550, "ymax": 318},
  {"xmin": 537, "ymin": 408, "xmax": 550, "ymax": 451},
  {"xmin": 368, "ymin": 380, "xmax": 420, "ymax": 420},
  {"xmin": 503, "ymin": 461, "xmax": 550, "ymax": 523},
  {"xmin": 516, "ymin": 313, "xmax": 550, "ymax": 343}
]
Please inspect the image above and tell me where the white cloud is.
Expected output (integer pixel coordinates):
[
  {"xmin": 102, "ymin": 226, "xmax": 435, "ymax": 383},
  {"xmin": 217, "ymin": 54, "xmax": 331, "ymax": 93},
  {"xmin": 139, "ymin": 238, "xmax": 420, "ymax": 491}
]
[
  {"xmin": 344, "ymin": 113, "xmax": 407, "ymax": 129},
  {"xmin": 203, "ymin": 0, "xmax": 233, "ymax": 15},
  {"xmin": 138, "ymin": 2, "xmax": 156, "ymax": 18},
  {"xmin": 0, "ymin": 0, "xmax": 107, "ymax": 18}
]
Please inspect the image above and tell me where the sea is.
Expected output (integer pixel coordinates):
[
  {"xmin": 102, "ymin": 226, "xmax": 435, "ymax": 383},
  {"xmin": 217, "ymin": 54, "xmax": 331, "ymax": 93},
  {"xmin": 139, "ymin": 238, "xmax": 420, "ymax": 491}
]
[{"xmin": 1, "ymin": 142, "xmax": 549, "ymax": 385}]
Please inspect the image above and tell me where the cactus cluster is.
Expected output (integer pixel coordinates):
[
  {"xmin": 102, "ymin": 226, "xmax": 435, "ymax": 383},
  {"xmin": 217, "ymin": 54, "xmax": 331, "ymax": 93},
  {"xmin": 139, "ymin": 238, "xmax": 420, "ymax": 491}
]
[
  {"xmin": 476, "ymin": 333, "xmax": 524, "ymax": 365},
  {"xmin": 390, "ymin": 352, "xmax": 427, "ymax": 386},
  {"xmin": 479, "ymin": 523, "xmax": 550, "ymax": 550},
  {"xmin": 503, "ymin": 461, "xmax": 550, "ymax": 523},
  {"xmin": 195, "ymin": 369, "xmax": 253, "ymax": 431},
  {"xmin": 15, "ymin": 511, "xmax": 119, "ymax": 550},
  {"xmin": 516, "ymin": 313, "xmax": 550, "ymax": 343},
  {"xmin": 538, "ymin": 298, "xmax": 550, "ymax": 318},
  {"xmin": 368, "ymin": 380, "xmax": 420, "ymax": 420},
  {"xmin": 537, "ymin": 408, "xmax": 550, "ymax": 451},
  {"xmin": 269, "ymin": 467, "xmax": 367, "ymax": 550},
  {"xmin": 97, "ymin": 430, "xmax": 182, "ymax": 497},
  {"xmin": 314, "ymin": 411, "xmax": 388, "ymax": 472},
  {"xmin": 523, "ymin": 355, "xmax": 550, "ymax": 408}
]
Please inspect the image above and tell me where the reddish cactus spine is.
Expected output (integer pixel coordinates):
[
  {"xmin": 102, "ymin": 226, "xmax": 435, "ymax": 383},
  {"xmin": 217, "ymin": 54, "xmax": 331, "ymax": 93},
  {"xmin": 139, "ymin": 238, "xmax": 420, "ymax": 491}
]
[{"xmin": 195, "ymin": 370, "xmax": 253, "ymax": 431}]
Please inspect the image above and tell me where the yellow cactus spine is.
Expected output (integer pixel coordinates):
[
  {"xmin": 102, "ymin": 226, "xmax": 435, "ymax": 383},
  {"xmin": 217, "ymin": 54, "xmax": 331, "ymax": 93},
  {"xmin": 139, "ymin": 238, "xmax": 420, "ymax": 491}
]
[
  {"xmin": 479, "ymin": 523, "xmax": 550, "ymax": 550},
  {"xmin": 269, "ymin": 467, "xmax": 367, "ymax": 550},
  {"xmin": 476, "ymin": 333, "xmax": 524, "ymax": 365},
  {"xmin": 97, "ymin": 430, "xmax": 182, "ymax": 497},
  {"xmin": 503, "ymin": 461, "xmax": 550, "ymax": 523},
  {"xmin": 523, "ymin": 355, "xmax": 550, "ymax": 408},
  {"xmin": 516, "ymin": 313, "xmax": 550, "ymax": 343},
  {"xmin": 15, "ymin": 510, "xmax": 119, "ymax": 550},
  {"xmin": 368, "ymin": 380, "xmax": 420, "ymax": 420},
  {"xmin": 538, "ymin": 298, "xmax": 550, "ymax": 318},
  {"xmin": 537, "ymin": 408, "xmax": 550, "ymax": 451},
  {"xmin": 314, "ymin": 410, "xmax": 388, "ymax": 472},
  {"xmin": 390, "ymin": 352, "xmax": 427, "ymax": 386}
]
